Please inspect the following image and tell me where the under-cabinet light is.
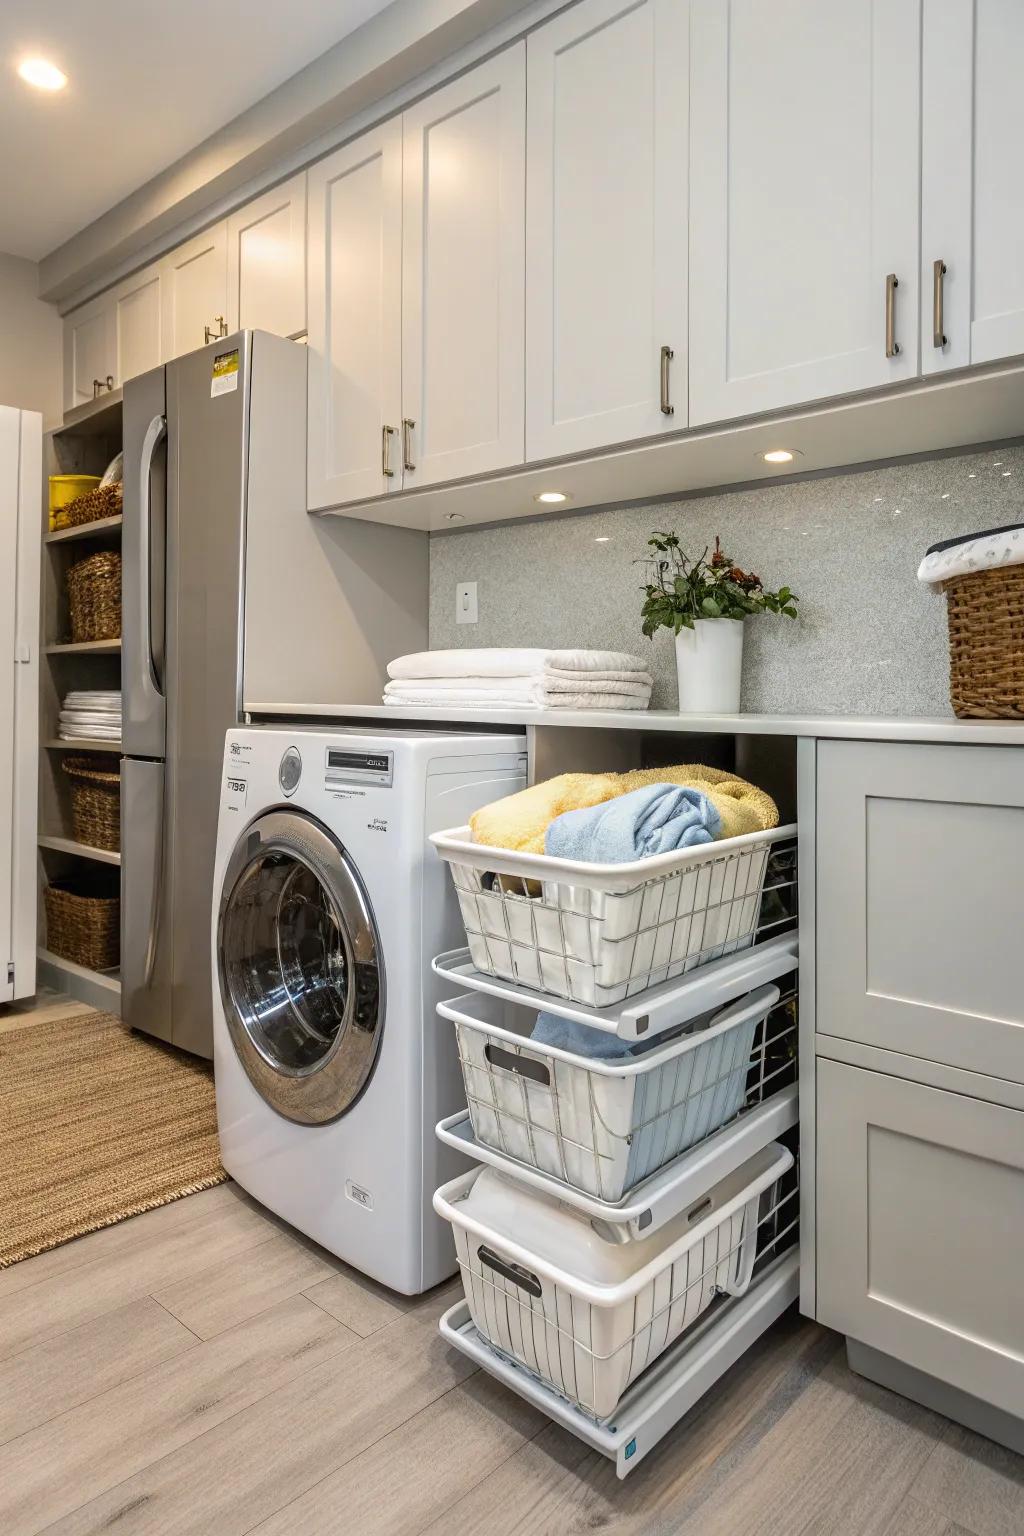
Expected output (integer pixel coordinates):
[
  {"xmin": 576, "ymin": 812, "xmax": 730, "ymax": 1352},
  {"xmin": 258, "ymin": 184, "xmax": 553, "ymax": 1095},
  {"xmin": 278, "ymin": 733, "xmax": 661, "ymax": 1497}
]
[
  {"xmin": 761, "ymin": 449, "xmax": 795, "ymax": 465},
  {"xmin": 534, "ymin": 491, "xmax": 571, "ymax": 504}
]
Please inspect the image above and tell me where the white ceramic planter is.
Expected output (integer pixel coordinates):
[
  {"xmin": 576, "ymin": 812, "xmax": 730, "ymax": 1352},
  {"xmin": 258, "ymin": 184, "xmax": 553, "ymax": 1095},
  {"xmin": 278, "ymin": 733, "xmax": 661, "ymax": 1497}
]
[{"xmin": 674, "ymin": 618, "xmax": 745, "ymax": 713}]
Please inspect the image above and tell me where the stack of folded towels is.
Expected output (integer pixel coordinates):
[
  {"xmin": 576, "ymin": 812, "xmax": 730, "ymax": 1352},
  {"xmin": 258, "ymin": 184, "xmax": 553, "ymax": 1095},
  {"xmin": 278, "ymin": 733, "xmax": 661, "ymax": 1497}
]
[
  {"xmin": 383, "ymin": 648, "xmax": 653, "ymax": 711},
  {"xmin": 59, "ymin": 690, "xmax": 122, "ymax": 743}
]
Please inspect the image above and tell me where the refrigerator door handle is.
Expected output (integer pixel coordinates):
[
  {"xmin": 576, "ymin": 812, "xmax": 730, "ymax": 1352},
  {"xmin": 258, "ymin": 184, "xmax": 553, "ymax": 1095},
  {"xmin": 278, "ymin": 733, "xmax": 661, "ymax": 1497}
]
[{"xmin": 137, "ymin": 413, "xmax": 167, "ymax": 700}]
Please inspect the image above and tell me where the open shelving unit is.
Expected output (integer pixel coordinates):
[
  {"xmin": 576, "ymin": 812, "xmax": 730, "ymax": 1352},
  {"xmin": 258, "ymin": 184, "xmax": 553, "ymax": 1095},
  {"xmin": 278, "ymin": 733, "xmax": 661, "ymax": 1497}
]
[{"xmin": 38, "ymin": 389, "xmax": 123, "ymax": 1011}]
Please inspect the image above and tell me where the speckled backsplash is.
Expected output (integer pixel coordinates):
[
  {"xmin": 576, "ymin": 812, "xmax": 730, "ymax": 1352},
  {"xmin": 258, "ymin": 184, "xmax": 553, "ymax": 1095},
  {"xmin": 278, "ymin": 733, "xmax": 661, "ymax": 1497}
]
[{"xmin": 428, "ymin": 445, "xmax": 1024, "ymax": 715}]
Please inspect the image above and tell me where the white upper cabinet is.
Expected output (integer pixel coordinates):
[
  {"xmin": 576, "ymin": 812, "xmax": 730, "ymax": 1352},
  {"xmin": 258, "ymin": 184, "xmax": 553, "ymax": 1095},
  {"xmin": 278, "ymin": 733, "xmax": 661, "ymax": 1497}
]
[
  {"xmin": 227, "ymin": 173, "xmax": 307, "ymax": 340},
  {"xmin": 401, "ymin": 46, "xmax": 525, "ymax": 487},
  {"xmin": 922, "ymin": 0, "xmax": 1024, "ymax": 374},
  {"xmin": 689, "ymin": 0, "xmax": 921, "ymax": 426},
  {"xmin": 160, "ymin": 223, "xmax": 229, "ymax": 359},
  {"xmin": 525, "ymin": 0, "xmax": 689, "ymax": 460},
  {"xmin": 63, "ymin": 295, "xmax": 116, "ymax": 411},
  {"xmin": 307, "ymin": 122, "xmax": 403, "ymax": 509},
  {"xmin": 113, "ymin": 264, "xmax": 163, "ymax": 386}
]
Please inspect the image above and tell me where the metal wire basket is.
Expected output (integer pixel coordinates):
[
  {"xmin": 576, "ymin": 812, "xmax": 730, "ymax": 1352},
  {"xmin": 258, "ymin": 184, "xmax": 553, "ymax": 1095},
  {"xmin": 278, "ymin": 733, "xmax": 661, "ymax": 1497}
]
[
  {"xmin": 433, "ymin": 825, "xmax": 797, "ymax": 1007},
  {"xmin": 442, "ymin": 983, "xmax": 796, "ymax": 1200}
]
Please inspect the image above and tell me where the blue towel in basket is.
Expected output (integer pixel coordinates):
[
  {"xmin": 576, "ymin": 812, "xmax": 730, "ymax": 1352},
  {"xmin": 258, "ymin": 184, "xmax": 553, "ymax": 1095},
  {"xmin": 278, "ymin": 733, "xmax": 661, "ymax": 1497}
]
[
  {"xmin": 531, "ymin": 1012, "xmax": 661, "ymax": 1059},
  {"xmin": 545, "ymin": 782, "xmax": 720, "ymax": 863}
]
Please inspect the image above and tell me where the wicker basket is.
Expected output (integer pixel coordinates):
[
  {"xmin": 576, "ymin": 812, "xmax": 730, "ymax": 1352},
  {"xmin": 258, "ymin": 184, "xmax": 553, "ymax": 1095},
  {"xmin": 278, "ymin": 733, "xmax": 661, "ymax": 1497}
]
[
  {"xmin": 52, "ymin": 482, "xmax": 122, "ymax": 532},
  {"xmin": 62, "ymin": 756, "xmax": 121, "ymax": 851},
  {"xmin": 44, "ymin": 882, "xmax": 120, "ymax": 971},
  {"xmin": 67, "ymin": 550, "xmax": 121, "ymax": 643},
  {"xmin": 945, "ymin": 565, "xmax": 1024, "ymax": 719}
]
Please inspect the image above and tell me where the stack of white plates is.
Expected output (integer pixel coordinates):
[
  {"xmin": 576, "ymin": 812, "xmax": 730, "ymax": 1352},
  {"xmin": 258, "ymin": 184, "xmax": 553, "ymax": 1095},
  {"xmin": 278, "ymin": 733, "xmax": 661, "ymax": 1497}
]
[{"xmin": 59, "ymin": 690, "xmax": 122, "ymax": 743}]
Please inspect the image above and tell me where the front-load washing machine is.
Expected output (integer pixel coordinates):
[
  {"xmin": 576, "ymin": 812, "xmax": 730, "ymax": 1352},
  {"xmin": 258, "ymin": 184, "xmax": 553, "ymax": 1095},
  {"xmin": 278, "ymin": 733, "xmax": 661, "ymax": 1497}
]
[{"xmin": 212, "ymin": 725, "xmax": 526, "ymax": 1294}]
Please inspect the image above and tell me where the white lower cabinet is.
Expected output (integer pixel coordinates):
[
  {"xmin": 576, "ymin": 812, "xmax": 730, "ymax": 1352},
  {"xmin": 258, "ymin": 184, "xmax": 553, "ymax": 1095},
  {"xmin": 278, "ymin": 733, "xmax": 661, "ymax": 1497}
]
[
  {"xmin": 817, "ymin": 1058, "xmax": 1024, "ymax": 1420},
  {"xmin": 525, "ymin": 0, "xmax": 688, "ymax": 459},
  {"xmin": 227, "ymin": 173, "xmax": 307, "ymax": 341},
  {"xmin": 401, "ymin": 46, "xmax": 525, "ymax": 487},
  {"xmin": 307, "ymin": 122, "xmax": 403, "ymax": 509},
  {"xmin": 689, "ymin": 0, "xmax": 921, "ymax": 425},
  {"xmin": 160, "ymin": 223, "xmax": 230, "ymax": 360}
]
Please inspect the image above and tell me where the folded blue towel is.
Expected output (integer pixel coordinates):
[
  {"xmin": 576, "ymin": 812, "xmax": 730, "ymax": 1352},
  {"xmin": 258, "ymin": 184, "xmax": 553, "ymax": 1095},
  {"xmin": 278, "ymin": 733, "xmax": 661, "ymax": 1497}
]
[
  {"xmin": 531, "ymin": 1011, "xmax": 645, "ymax": 1059},
  {"xmin": 545, "ymin": 782, "xmax": 721, "ymax": 863}
]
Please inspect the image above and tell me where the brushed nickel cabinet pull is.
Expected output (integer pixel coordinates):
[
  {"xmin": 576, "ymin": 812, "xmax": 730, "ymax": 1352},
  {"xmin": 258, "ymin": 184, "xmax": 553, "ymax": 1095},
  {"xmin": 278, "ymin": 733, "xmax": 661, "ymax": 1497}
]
[
  {"xmin": 933, "ymin": 259, "xmax": 948, "ymax": 348},
  {"xmin": 204, "ymin": 316, "xmax": 228, "ymax": 345},
  {"xmin": 402, "ymin": 418, "xmax": 416, "ymax": 472},
  {"xmin": 885, "ymin": 274, "xmax": 900, "ymax": 358},
  {"xmin": 660, "ymin": 344, "xmax": 675, "ymax": 415},
  {"xmin": 92, "ymin": 376, "xmax": 113, "ymax": 397},
  {"xmin": 382, "ymin": 424, "xmax": 396, "ymax": 478}
]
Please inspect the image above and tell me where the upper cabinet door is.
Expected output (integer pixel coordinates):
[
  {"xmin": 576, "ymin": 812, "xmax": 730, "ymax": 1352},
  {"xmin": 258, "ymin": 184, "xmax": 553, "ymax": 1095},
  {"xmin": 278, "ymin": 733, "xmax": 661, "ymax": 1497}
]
[
  {"xmin": 114, "ymin": 264, "xmax": 163, "ymax": 386},
  {"xmin": 307, "ymin": 122, "xmax": 403, "ymax": 510},
  {"xmin": 922, "ymin": 0, "xmax": 1024, "ymax": 374},
  {"xmin": 525, "ymin": 0, "xmax": 689, "ymax": 460},
  {"xmin": 689, "ymin": 0, "xmax": 921, "ymax": 426},
  {"xmin": 161, "ymin": 223, "xmax": 229, "ymax": 359},
  {"xmin": 227, "ymin": 173, "xmax": 307, "ymax": 340},
  {"xmin": 63, "ymin": 295, "xmax": 116, "ymax": 411},
  {"xmin": 401, "ymin": 46, "xmax": 525, "ymax": 487}
]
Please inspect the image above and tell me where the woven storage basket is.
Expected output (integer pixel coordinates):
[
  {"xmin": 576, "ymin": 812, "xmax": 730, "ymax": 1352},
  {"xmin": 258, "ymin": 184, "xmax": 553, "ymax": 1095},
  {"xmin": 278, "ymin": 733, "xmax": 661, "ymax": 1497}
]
[
  {"xmin": 44, "ymin": 882, "xmax": 120, "ymax": 971},
  {"xmin": 945, "ymin": 565, "xmax": 1024, "ymax": 719},
  {"xmin": 66, "ymin": 550, "xmax": 121, "ymax": 643},
  {"xmin": 62, "ymin": 755, "xmax": 121, "ymax": 851},
  {"xmin": 51, "ymin": 481, "xmax": 122, "ymax": 532}
]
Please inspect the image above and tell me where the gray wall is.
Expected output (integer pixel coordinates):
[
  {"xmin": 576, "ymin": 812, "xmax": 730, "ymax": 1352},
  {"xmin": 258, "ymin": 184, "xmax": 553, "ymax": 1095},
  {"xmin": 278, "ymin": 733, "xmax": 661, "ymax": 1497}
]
[
  {"xmin": 0, "ymin": 252, "xmax": 61, "ymax": 428},
  {"xmin": 428, "ymin": 445, "xmax": 1024, "ymax": 715}
]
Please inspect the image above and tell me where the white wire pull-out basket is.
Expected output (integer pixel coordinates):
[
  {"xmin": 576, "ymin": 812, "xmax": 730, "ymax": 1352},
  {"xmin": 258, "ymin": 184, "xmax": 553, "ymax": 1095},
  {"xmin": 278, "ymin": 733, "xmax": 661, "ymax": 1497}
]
[
  {"xmin": 440, "ymin": 984, "xmax": 794, "ymax": 1201},
  {"xmin": 434, "ymin": 1142, "xmax": 794, "ymax": 1422},
  {"xmin": 431, "ymin": 824, "xmax": 797, "ymax": 1008}
]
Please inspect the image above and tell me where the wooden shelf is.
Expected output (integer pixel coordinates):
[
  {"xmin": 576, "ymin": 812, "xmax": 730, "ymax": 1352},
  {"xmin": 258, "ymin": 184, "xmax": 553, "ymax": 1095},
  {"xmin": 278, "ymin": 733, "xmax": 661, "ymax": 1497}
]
[
  {"xmin": 46, "ymin": 514, "xmax": 122, "ymax": 544},
  {"xmin": 45, "ymin": 639, "xmax": 121, "ymax": 655},
  {"xmin": 36, "ymin": 948, "xmax": 121, "ymax": 1002},
  {"xmin": 45, "ymin": 737, "xmax": 121, "ymax": 753},
  {"xmin": 38, "ymin": 834, "xmax": 121, "ymax": 867}
]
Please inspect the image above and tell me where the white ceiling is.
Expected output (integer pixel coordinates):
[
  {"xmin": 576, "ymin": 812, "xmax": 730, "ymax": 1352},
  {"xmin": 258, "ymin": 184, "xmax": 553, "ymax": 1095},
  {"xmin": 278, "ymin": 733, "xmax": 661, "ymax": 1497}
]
[{"xmin": 0, "ymin": 0, "xmax": 395, "ymax": 260}]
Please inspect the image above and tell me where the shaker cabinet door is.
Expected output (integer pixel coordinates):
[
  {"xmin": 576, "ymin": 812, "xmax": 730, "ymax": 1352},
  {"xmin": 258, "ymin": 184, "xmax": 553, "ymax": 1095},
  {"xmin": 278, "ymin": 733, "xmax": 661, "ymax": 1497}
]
[
  {"xmin": 63, "ymin": 295, "xmax": 116, "ymax": 411},
  {"xmin": 922, "ymin": 0, "xmax": 1024, "ymax": 374},
  {"xmin": 228, "ymin": 173, "xmax": 307, "ymax": 341},
  {"xmin": 689, "ymin": 0, "xmax": 921, "ymax": 425},
  {"xmin": 817, "ymin": 1059, "xmax": 1024, "ymax": 1419},
  {"xmin": 525, "ymin": 0, "xmax": 689, "ymax": 460},
  {"xmin": 815, "ymin": 739, "xmax": 1024, "ymax": 1084},
  {"xmin": 160, "ymin": 223, "xmax": 229, "ymax": 360},
  {"xmin": 114, "ymin": 264, "xmax": 164, "ymax": 386},
  {"xmin": 401, "ymin": 45, "xmax": 525, "ymax": 487},
  {"xmin": 307, "ymin": 122, "xmax": 403, "ymax": 509}
]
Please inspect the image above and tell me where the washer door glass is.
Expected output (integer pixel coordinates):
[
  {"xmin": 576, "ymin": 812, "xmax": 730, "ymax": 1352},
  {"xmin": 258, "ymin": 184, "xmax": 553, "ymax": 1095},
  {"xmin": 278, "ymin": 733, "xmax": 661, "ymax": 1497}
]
[{"xmin": 218, "ymin": 811, "xmax": 384, "ymax": 1125}]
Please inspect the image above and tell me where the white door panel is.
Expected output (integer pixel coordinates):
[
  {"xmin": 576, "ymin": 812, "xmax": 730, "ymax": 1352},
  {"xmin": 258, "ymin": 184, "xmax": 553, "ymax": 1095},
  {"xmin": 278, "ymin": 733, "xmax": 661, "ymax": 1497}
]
[
  {"xmin": 689, "ymin": 0, "xmax": 921, "ymax": 424},
  {"xmin": 526, "ymin": 0, "xmax": 689, "ymax": 459},
  {"xmin": 402, "ymin": 46, "xmax": 525, "ymax": 486},
  {"xmin": 63, "ymin": 296, "xmax": 116, "ymax": 410},
  {"xmin": 115, "ymin": 266, "xmax": 163, "ymax": 385},
  {"xmin": 161, "ymin": 223, "xmax": 229, "ymax": 359},
  {"xmin": 228, "ymin": 173, "xmax": 307, "ymax": 340},
  {"xmin": 307, "ymin": 123, "xmax": 403, "ymax": 509}
]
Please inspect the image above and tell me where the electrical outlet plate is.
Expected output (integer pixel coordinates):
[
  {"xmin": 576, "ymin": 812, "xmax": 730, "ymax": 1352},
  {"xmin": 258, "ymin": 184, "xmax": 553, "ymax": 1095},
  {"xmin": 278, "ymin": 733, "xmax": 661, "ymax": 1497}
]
[{"xmin": 456, "ymin": 581, "xmax": 478, "ymax": 624}]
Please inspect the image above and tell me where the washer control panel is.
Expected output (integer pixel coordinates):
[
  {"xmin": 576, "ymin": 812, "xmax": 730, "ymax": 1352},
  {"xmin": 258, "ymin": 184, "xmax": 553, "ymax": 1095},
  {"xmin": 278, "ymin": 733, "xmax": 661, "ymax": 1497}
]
[
  {"xmin": 325, "ymin": 746, "xmax": 394, "ymax": 788},
  {"xmin": 278, "ymin": 746, "xmax": 303, "ymax": 796}
]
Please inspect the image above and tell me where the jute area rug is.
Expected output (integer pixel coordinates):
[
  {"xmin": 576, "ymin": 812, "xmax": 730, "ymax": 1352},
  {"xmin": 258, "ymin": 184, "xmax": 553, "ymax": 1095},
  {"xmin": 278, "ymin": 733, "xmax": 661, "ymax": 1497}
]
[{"xmin": 1, "ymin": 1010, "xmax": 226, "ymax": 1267}]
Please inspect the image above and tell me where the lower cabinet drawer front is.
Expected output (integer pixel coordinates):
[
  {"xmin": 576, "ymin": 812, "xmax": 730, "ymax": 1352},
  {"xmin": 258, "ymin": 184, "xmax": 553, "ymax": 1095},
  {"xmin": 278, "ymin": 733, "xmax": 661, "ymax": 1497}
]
[{"xmin": 817, "ymin": 1059, "xmax": 1024, "ymax": 1418}]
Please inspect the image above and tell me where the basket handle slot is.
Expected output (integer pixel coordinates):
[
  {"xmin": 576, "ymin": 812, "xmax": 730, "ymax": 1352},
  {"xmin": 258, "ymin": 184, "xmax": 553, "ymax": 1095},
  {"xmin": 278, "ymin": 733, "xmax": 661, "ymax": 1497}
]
[
  {"xmin": 477, "ymin": 1246, "xmax": 543, "ymax": 1297},
  {"xmin": 484, "ymin": 1043, "xmax": 550, "ymax": 1086},
  {"xmin": 686, "ymin": 1196, "xmax": 714, "ymax": 1224}
]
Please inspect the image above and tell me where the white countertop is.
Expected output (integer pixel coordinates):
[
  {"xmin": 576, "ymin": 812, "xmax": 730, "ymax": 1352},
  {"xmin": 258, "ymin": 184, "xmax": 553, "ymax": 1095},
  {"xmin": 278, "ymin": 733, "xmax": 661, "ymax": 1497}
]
[{"xmin": 245, "ymin": 701, "xmax": 1024, "ymax": 746}]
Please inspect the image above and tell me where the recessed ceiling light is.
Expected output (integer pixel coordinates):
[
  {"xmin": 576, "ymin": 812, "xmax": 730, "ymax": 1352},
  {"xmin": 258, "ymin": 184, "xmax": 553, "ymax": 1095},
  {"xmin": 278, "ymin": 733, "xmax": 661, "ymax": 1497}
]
[
  {"xmin": 17, "ymin": 57, "xmax": 67, "ymax": 91},
  {"xmin": 534, "ymin": 490, "xmax": 571, "ymax": 504},
  {"xmin": 761, "ymin": 449, "xmax": 795, "ymax": 465}
]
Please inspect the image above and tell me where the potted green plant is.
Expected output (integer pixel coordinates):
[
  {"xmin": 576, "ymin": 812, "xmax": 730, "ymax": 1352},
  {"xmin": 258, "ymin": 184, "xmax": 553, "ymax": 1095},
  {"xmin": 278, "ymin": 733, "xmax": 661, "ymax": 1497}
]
[{"xmin": 640, "ymin": 533, "xmax": 798, "ymax": 712}]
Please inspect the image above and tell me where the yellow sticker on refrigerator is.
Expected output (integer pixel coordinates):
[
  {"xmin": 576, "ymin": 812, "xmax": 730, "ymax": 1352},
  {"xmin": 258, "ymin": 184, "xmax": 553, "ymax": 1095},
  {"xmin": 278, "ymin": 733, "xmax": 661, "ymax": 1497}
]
[{"xmin": 211, "ymin": 348, "xmax": 239, "ymax": 398}]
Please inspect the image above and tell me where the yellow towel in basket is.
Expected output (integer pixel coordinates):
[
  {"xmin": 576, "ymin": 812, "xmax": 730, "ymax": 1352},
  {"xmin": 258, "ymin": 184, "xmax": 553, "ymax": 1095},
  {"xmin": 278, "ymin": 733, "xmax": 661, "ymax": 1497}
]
[{"xmin": 469, "ymin": 766, "xmax": 778, "ymax": 855}]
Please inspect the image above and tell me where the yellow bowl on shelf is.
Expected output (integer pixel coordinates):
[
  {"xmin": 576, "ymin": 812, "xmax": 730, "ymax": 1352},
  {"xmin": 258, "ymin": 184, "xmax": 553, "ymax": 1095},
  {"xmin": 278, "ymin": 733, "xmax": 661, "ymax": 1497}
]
[{"xmin": 49, "ymin": 475, "xmax": 101, "ymax": 523}]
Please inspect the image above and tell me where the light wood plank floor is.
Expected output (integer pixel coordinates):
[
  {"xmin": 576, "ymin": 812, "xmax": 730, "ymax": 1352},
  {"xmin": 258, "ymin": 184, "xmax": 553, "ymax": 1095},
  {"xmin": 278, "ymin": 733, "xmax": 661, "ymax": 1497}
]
[{"xmin": 3, "ymin": 995, "xmax": 1022, "ymax": 1536}]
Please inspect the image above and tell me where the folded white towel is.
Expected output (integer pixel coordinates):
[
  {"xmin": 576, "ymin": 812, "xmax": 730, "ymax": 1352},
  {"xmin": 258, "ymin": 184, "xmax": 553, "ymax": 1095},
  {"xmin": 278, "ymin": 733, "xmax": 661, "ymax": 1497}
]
[
  {"xmin": 382, "ymin": 690, "xmax": 651, "ymax": 711},
  {"xmin": 58, "ymin": 722, "xmax": 122, "ymax": 741},
  {"xmin": 384, "ymin": 675, "xmax": 651, "ymax": 700},
  {"xmin": 387, "ymin": 648, "xmax": 650, "ymax": 681}
]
